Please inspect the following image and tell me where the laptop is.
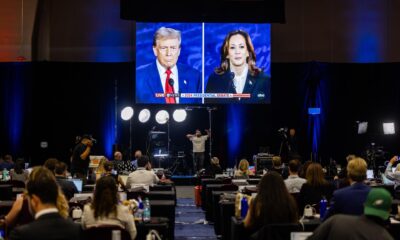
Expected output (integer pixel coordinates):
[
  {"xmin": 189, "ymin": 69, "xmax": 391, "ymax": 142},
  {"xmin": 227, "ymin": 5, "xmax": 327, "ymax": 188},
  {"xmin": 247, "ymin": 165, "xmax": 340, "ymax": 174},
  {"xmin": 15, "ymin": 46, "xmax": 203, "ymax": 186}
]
[
  {"xmin": 67, "ymin": 178, "xmax": 83, "ymax": 193},
  {"xmin": 366, "ymin": 169, "xmax": 374, "ymax": 179},
  {"xmin": 291, "ymin": 232, "xmax": 313, "ymax": 240}
]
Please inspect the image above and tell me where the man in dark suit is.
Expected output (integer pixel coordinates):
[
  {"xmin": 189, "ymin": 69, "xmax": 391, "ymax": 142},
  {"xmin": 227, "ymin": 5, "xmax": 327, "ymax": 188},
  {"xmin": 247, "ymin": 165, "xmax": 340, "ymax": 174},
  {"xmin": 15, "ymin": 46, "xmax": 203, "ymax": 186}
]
[
  {"xmin": 10, "ymin": 167, "xmax": 81, "ymax": 240},
  {"xmin": 136, "ymin": 27, "xmax": 201, "ymax": 104},
  {"xmin": 323, "ymin": 157, "xmax": 371, "ymax": 221}
]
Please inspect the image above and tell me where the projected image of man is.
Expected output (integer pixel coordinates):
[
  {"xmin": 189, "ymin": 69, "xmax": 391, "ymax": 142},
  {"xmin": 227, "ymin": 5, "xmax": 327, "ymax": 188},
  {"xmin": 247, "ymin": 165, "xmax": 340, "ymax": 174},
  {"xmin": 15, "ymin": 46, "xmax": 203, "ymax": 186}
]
[{"xmin": 136, "ymin": 27, "xmax": 201, "ymax": 104}]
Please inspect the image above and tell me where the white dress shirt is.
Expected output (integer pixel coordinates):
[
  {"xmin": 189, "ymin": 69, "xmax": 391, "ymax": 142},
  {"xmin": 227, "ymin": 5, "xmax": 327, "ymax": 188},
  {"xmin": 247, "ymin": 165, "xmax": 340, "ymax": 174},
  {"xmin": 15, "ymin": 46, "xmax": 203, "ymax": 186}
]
[
  {"xmin": 156, "ymin": 60, "xmax": 179, "ymax": 103},
  {"xmin": 232, "ymin": 65, "xmax": 248, "ymax": 94}
]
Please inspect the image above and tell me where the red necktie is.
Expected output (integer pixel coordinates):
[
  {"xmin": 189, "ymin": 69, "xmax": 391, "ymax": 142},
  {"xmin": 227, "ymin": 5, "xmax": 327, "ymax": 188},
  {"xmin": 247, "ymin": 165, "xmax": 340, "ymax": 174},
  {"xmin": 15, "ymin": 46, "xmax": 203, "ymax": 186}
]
[{"xmin": 165, "ymin": 69, "xmax": 176, "ymax": 104}]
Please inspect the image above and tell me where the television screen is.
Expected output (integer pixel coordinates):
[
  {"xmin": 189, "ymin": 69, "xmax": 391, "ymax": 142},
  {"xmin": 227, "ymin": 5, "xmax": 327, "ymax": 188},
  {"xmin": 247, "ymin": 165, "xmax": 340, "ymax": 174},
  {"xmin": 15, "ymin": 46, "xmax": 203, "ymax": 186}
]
[{"xmin": 135, "ymin": 22, "xmax": 271, "ymax": 104}]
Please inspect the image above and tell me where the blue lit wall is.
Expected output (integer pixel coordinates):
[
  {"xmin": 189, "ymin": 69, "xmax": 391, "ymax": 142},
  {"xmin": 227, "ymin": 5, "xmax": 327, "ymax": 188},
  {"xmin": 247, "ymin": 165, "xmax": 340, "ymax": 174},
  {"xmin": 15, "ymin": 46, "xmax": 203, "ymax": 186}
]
[
  {"xmin": 227, "ymin": 105, "xmax": 245, "ymax": 167},
  {"xmin": 349, "ymin": 3, "xmax": 385, "ymax": 62},
  {"xmin": 2, "ymin": 63, "xmax": 25, "ymax": 155}
]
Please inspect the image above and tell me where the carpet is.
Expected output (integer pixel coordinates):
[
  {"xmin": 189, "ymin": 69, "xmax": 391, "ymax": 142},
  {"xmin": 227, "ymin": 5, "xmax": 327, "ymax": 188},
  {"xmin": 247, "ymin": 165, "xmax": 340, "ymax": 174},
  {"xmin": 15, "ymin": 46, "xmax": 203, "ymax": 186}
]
[{"xmin": 175, "ymin": 198, "xmax": 218, "ymax": 240}]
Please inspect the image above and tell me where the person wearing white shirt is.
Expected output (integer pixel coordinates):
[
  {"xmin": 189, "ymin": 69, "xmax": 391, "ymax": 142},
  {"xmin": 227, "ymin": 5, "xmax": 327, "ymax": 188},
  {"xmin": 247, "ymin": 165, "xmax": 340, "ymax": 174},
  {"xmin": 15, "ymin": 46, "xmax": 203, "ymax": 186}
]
[{"xmin": 186, "ymin": 129, "xmax": 210, "ymax": 173}]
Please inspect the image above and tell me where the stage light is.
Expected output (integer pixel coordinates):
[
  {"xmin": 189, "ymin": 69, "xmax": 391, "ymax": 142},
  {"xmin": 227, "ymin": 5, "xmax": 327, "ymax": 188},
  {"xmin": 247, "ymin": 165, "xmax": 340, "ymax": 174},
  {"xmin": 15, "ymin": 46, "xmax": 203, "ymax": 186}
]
[
  {"xmin": 173, "ymin": 109, "xmax": 187, "ymax": 122},
  {"xmin": 155, "ymin": 110, "xmax": 169, "ymax": 124},
  {"xmin": 357, "ymin": 121, "xmax": 368, "ymax": 134},
  {"xmin": 383, "ymin": 122, "xmax": 395, "ymax": 135},
  {"xmin": 138, "ymin": 109, "xmax": 151, "ymax": 123},
  {"xmin": 308, "ymin": 107, "xmax": 321, "ymax": 115},
  {"xmin": 121, "ymin": 107, "xmax": 134, "ymax": 121}
]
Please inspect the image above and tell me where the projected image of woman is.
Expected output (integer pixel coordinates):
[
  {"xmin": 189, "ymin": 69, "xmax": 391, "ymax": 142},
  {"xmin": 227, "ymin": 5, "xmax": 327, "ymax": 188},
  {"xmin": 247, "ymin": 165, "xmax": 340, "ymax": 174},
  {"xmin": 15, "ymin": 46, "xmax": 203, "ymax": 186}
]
[{"xmin": 205, "ymin": 30, "xmax": 270, "ymax": 103}]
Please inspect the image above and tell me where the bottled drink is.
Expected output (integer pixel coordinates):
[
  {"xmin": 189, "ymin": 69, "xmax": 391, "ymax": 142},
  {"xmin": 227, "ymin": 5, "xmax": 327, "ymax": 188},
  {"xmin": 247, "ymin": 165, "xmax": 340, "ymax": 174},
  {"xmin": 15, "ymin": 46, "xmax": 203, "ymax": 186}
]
[
  {"xmin": 240, "ymin": 196, "xmax": 248, "ymax": 219},
  {"xmin": 320, "ymin": 197, "xmax": 328, "ymax": 219},
  {"xmin": 143, "ymin": 198, "xmax": 151, "ymax": 222},
  {"xmin": 112, "ymin": 230, "xmax": 121, "ymax": 240},
  {"xmin": 135, "ymin": 198, "xmax": 144, "ymax": 221}
]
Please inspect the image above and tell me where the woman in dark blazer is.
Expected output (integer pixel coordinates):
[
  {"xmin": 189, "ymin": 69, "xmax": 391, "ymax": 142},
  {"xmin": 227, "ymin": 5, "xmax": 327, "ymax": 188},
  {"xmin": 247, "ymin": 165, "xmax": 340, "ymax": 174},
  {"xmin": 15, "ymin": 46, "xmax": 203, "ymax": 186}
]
[{"xmin": 205, "ymin": 30, "xmax": 270, "ymax": 104}]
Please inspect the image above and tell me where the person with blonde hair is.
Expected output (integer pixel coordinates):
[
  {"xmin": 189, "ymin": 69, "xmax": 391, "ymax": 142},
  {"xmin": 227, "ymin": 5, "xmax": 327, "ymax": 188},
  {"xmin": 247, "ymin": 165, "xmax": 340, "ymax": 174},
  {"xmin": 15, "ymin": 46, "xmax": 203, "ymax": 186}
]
[
  {"xmin": 234, "ymin": 159, "xmax": 254, "ymax": 178},
  {"xmin": 323, "ymin": 157, "xmax": 370, "ymax": 220}
]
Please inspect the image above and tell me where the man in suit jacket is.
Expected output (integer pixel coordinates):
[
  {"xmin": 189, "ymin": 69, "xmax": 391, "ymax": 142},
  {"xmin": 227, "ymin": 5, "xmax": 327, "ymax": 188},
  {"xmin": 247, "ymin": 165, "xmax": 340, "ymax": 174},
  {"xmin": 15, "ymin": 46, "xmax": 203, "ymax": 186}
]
[
  {"xmin": 10, "ymin": 167, "xmax": 81, "ymax": 240},
  {"xmin": 323, "ymin": 158, "xmax": 371, "ymax": 221},
  {"xmin": 136, "ymin": 27, "xmax": 201, "ymax": 104}
]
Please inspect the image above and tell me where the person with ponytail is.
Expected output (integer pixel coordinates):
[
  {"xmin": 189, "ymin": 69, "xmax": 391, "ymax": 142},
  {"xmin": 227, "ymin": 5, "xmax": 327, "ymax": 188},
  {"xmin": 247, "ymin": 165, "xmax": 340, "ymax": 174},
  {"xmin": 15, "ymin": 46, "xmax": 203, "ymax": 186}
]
[{"xmin": 81, "ymin": 176, "xmax": 136, "ymax": 240}]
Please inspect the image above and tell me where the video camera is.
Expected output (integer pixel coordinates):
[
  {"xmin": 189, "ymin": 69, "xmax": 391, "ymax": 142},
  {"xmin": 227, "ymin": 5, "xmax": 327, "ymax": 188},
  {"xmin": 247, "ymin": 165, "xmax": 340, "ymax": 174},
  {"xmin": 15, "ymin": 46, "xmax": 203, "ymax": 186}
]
[
  {"xmin": 81, "ymin": 134, "xmax": 97, "ymax": 144},
  {"xmin": 278, "ymin": 127, "xmax": 288, "ymax": 139}
]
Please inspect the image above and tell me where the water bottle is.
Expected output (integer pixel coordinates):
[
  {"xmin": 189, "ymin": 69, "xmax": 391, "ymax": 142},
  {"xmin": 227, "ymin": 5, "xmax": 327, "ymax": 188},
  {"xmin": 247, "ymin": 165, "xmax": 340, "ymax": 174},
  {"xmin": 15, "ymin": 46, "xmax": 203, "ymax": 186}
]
[
  {"xmin": 135, "ymin": 198, "xmax": 144, "ymax": 221},
  {"xmin": 240, "ymin": 196, "xmax": 248, "ymax": 219},
  {"xmin": 112, "ymin": 230, "xmax": 121, "ymax": 240},
  {"xmin": 143, "ymin": 198, "xmax": 151, "ymax": 222},
  {"xmin": 320, "ymin": 196, "xmax": 327, "ymax": 219}
]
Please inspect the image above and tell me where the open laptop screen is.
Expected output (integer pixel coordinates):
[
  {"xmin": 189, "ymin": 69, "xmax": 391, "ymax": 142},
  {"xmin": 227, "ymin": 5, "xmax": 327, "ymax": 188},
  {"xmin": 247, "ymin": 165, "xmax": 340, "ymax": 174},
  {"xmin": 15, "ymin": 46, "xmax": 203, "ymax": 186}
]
[
  {"xmin": 68, "ymin": 178, "xmax": 83, "ymax": 192},
  {"xmin": 366, "ymin": 169, "xmax": 374, "ymax": 179}
]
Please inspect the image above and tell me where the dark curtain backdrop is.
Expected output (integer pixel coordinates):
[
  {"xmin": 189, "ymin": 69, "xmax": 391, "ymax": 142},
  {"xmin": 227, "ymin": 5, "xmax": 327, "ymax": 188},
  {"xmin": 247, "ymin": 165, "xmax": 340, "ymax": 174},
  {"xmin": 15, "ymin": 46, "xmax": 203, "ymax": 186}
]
[{"xmin": 1, "ymin": 62, "xmax": 400, "ymax": 168}]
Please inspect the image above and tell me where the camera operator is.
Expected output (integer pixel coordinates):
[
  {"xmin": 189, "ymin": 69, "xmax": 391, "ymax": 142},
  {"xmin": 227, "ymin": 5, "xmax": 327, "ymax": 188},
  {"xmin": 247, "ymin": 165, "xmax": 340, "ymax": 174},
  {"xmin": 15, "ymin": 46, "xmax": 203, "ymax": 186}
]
[
  {"xmin": 278, "ymin": 127, "xmax": 299, "ymax": 162},
  {"xmin": 71, "ymin": 135, "xmax": 95, "ymax": 182}
]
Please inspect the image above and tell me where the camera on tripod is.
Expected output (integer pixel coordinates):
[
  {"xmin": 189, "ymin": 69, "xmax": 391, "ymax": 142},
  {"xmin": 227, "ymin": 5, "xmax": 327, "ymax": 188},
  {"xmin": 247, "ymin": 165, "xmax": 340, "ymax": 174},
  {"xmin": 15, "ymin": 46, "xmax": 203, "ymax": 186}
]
[{"xmin": 278, "ymin": 127, "xmax": 288, "ymax": 139}]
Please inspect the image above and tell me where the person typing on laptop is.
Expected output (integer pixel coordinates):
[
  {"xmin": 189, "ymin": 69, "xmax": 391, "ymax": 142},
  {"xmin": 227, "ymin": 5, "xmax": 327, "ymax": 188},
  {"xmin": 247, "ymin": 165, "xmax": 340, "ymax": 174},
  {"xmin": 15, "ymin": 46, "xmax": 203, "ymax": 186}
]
[
  {"xmin": 54, "ymin": 162, "xmax": 78, "ymax": 201},
  {"xmin": 384, "ymin": 156, "xmax": 400, "ymax": 189}
]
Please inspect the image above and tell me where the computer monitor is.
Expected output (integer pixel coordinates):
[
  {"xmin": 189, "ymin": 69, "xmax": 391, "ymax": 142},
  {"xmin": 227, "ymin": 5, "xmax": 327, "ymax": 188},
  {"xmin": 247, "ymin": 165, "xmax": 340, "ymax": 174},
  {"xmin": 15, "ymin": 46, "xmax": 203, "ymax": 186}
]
[{"xmin": 68, "ymin": 178, "xmax": 83, "ymax": 193}]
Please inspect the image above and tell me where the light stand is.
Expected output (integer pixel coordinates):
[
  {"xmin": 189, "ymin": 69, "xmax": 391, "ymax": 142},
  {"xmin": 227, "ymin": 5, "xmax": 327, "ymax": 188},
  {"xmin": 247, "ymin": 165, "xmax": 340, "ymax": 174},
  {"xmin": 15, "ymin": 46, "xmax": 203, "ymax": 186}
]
[{"xmin": 167, "ymin": 117, "xmax": 170, "ymax": 155}]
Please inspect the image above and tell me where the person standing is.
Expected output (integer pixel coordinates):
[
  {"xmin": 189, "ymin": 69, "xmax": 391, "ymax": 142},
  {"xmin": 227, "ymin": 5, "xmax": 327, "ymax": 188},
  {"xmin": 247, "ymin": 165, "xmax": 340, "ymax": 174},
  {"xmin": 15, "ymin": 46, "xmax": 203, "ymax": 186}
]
[
  {"xmin": 70, "ymin": 135, "xmax": 93, "ymax": 181},
  {"xmin": 186, "ymin": 129, "xmax": 210, "ymax": 173}
]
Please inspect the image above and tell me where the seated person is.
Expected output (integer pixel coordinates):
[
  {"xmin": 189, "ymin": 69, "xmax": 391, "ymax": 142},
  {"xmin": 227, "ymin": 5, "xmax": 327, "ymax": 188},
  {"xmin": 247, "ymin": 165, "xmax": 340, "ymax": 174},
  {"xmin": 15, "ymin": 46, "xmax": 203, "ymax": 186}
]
[
  {"xmin": 333, "ymin": 154, "xmax": 356, "ymax": 189},
  {"xmin": 4, "ymin": 170, "xmax": 70, "ymax": 231},
  {"xmin": 384, "ymin": 156, "xmax": 400, "ymax": 188},
  {"xmin": 298, "ymin": 163, "xmax": 334, "ymax": 214},
  {"xmin": 9, "ymin": 167, "xmax": 79, "ymax": 240},
  {"xmin": 10, "ymin": 159, "xmax": 29, "ymax": 183},
  {"xmin": 204, "ymin": 157, "xmax": 223, "ymax": 177},
  {"xmin": 102, "ymin": 161, "xmax": 126, "ymax": 191},
  {"xmin": 54, "ymin": 161, "xmax": 78, "ymax": 200},
  {"xmin": 234, "ymin": 159, "xmax": 254, "ymax": 178},
  {"xmin": 95, "ymin": 157, "xmax": 108, "ymax": 180},
  {"xmin": 244, "ymin": 172, "xmax": 298, "ymax": 234},
  {"xmin": 309, "ymin": 188, "xmax": 393, "ymax": 240},
  {"xmin": 268, "ymin": 156, "xmax": 288, "ymax": 179},
  {"xmin": 125, "ymin": 156, "xmax": 159, "ymax": 189},
  {"xmin": 81, "ymin": 176, "xmax": 136, "ymax": 240},
  {"xmin": 113, "ymin": 151, "xmax": 136, "ymax": 175},
  {"xmin": 284, "ymin": 159, "xmax": 306, "ymax": 193},
  {"xmin": 323, "ymin": 158, "xmax": 370, "ymax": 220}
]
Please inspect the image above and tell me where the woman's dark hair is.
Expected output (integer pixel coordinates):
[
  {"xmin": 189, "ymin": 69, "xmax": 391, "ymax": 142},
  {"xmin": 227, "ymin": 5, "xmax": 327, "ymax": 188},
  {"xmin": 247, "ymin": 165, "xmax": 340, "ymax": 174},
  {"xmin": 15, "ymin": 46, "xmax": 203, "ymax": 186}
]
[
  {"xmin": 215, "ymin": 30, "xmax": 262, "ymax": 76},
  {"xmin": 91, "ymin": 176, "xmax": 118, "ymax": 219},
  {"xmin": 252, "ymin": 172, "xmax": 298, "ymax": 226},
  {"xmin": 14, "ymin": 158, "xmax": 25, "ymax": 174},
  {"xmin": 44, "ymin": 158, "xmax": 59, "ymax": 174},
  {"xmin": 103, "ymin": 161, "xmax": 114, "ymax": 172}
]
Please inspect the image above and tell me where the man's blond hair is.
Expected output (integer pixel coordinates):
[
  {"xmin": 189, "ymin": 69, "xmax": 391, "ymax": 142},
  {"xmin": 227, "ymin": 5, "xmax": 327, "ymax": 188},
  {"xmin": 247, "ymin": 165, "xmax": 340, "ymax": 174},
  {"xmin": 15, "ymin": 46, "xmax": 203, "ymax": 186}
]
[{"xmin": 347, "ymin": 157, "xmax": 367, "ymax": 182}]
